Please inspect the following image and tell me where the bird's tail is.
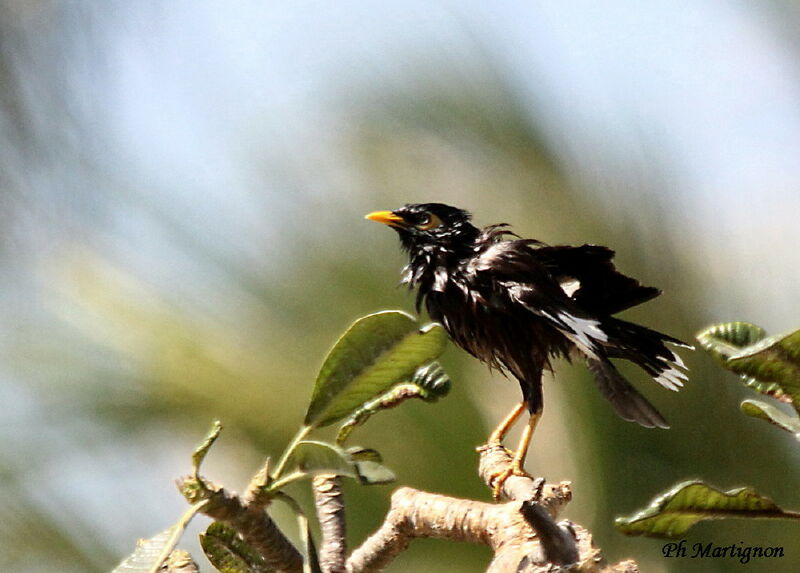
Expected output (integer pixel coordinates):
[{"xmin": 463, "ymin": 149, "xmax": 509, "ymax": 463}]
[
  {"xmin": 585, "ymin": 356, "xmax": 670, "ymax": 428},
  {"xmin": 600, "ymin": 318, "xmax": 692, "ymax": 392}
]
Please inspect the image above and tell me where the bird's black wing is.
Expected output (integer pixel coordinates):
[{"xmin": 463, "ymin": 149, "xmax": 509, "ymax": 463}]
[
  {"xmin": 534, "ymin": 244, "xmax": 660, "ymax": 315},
  {"xmin": 468, "ymin": 240, "xmax": 611, "ymax": 360},
  {"xmin": 469, "ymin": 239, "xmax": 675, "ymax": 429}
]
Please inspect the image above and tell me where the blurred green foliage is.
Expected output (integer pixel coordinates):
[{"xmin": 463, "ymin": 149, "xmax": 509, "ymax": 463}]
[
  {"xmin": 698, "ymin": 322, "xmax": 800, "ymax": 413},
  {"xmin": 615, "ymin": 323, "xmax": 800, "ymax": 540},
  {"xmin": 0, "ymin": 4, "xmax": 799, "ymax": 573},
  {"xmin": 133, "ymin": 310, "xmax": 451, "ymax": 571}
]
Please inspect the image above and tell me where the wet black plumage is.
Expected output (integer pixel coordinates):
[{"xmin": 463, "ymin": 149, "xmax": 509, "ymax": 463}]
[{"xmin": 366, "ymin": 203, "xmax": 691, "ymax": 484}]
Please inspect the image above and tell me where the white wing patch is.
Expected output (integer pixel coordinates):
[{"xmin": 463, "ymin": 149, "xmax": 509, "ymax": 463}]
[
  {"xmin": 542, "ymin": 310, "xmax": 608, "ymax": 359},
  {"xmin": 559, "ymin": 277, "xmax": 581, "ymax": 297},
  {"xmin": 653, "ymin": 350, "xmax": 690, "ymax": 391},
  {"xmin": 667, "ymin": 348, "xmax": 687, "ymax": 369},
  {"xmin": 507, "ymin": 284, "xmax": 608, "ymax": 358},
  {"xmin": 504, "ymin": 279, "xmax": 691, "ymax": 390}
]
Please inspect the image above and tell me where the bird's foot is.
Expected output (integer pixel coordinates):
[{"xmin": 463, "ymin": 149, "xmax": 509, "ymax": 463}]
[{"xmin": 489, "ymin": 459, "xmax": 531, "ymax": 501}]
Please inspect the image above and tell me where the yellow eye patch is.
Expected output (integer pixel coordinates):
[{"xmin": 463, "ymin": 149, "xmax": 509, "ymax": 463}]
[{"xmin": 416, "ymin": 213, "xmax": 443, "ymax": 231}]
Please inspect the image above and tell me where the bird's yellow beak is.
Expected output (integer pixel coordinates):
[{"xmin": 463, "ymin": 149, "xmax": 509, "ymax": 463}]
[{"xmin": 365, "ymin": 210, "xmax": 406, "ymax": 228}]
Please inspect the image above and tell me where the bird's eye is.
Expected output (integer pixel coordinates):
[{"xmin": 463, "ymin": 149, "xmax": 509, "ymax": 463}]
[{"xmin": 416, "ymin": 213, "xmax": 443, "ymax": 231}]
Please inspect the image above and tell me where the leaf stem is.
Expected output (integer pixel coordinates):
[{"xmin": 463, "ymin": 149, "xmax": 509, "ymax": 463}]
[
  {"xmin": 272, "ymin": 425, "xmax": 313, "ymax": 481},
  {"xmin": 267, "ymin": 471, "xmax": 309, "ymax": 494},
  {"xmin": 147, "ymin": 501, "xmax": 206, "ymax": 573},
  {"xmin": 275, "ymin": 493, "xmax": 322, "ymax": 573}
]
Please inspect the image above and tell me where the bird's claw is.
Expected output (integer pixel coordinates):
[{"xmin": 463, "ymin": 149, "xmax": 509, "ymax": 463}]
[{"xmin": 489, "ymin": 461, "xmax": 530, "ymax": 501}]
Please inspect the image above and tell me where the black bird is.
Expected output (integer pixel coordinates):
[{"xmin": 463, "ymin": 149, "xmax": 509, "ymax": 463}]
[{"xmin": 366, "ymin": 203, "xmax": 691, "ymax": 496}]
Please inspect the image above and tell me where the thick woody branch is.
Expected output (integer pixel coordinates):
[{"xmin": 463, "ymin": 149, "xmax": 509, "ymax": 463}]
[
  {"xmin": 478, "ymin": 443, "xmax": 638, "ymax": 571},
  {"xmin": 478, "ymin": 442, "xmax": 578, "ymax": 566},
  {"xmin": 477, "ymin": 443, "xmax": 570, "ymax": 512},
  {"xmin": 313, "ymin": 474, "xmax": 347, "ymax": 573},
  {"xmin": 177, "ymin": 477, "xmax": 304, "ymax": 573},
  {"xmin": 345, "ymin": 485, "xmax": 583, "ymax": 573},
  {"xmin": 347, "ymin": 487, "xmax": 496, "ymax": 573},
  {"xmin": 178, "ymin": 433, "xmax": 638, "ymax": 572},
  {"xmin": 345, "ymin": 444, "xmax": 639, "ymax": 572}
]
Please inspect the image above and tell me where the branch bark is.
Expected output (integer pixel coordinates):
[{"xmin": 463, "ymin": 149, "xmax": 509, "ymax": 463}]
[
  {"xmin": 178, "ymin": 439, "xmax": 639, "ymax": 572},
  {"xmin": 177, "ymin": 476, "xmax": 304, "ymax": 573},
  {"xmin": 313, "ymin": 474, "xmax": 347, "ymax": 573},
  {"xmin": 342, "ymin": 443, "xmax": 639, "ymax": 572}
]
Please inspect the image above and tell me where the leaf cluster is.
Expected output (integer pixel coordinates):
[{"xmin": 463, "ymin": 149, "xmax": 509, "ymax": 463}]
[
  {"xmin": 112, "ymin": 310, "xmax": 450, "ymax": 572},
  {"xmin": 615, "ymin": 322, "xmax": 800, "ymax": 537}
]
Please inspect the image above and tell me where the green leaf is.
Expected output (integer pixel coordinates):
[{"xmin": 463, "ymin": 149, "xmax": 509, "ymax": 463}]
[
  {"xmin": 346, "ymin": 446, "xmax": 384, "ymax": 463},
  {"xmin": 740, "ymin": 399, "xmax": 800, "ymax": 440},
  {"xmin": 304, "ymin": 311, "xmax": 448, "ymax": 427},
  {"xmin": 112, "ymin": 504, "xmax": 202, "ymax": 573},
  {"xmin": 200, "ymin": 522, "xmax": 273, "ymax": 573},
  {"xmin": 615, "ymin": 480, "xmax": 800, "ymax": 538},
  {"xmin": 284, "ymin": 441, "xmax": 357, "ymax": 478},
  {"xmin": 112, "ymin": 531, "xmax": 177, "ymax": 573},
  {"xmin": 353, "ymin": 459, "xmax": 397, "ymax": 485},
  {"xmin": 192, "ymin": 420, "xmax": 223, "ymax": 477},
  {"xmin": 335, "ymin": 363, "xmax": 450, "ymax": 445},
  {"xmin": 696, "ymin": 322, "xmax": 768, "ymax": 362},
  {"xmin": 696, "ymin": 322, "xmax": 781, "ymax": 399},
  {"xmin": 410, "ymin": 362, "xmax": 451, "ymax": 400},
  {"xmin": 697, "ymin": 323, "xmax": 800, "ymax": 408},
  {"xmin": 347, "ymin": 447, "xmax": 397, "ymax": 485},
  {"xmin": 726, "ymin": 329, "xmax": 800, "ymax": 411}
]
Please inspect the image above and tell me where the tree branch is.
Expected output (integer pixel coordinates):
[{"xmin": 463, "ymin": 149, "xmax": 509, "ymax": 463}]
[
  {"xmin": 347, "ymin": 487, "xmax": 495, "ymax": 572},
  {"xmin": 313, "ymin": 474, "xmax": 347, "ymax": 573},
  {"xmin": 177, "ymin": 476, "xmax": 304, "ymax": 573},
  {"xmin": 344, "ymin": 444, "xmax": 640, "ymax": 572},
  {"xmin": 178, "ymin": 433, "xmax": 639, "ymax": 572}
]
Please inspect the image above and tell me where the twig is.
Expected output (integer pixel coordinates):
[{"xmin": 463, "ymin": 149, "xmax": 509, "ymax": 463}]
[
  {"xmin": 177, "ymin": 477, "xmax": 304, "ymax": 573},
  {"xmin": 242, "ymin": 457, "xmax": 271, "ymax": 508},
  {"xmin": 312, "ymin": 474, "xmax": 347, "ymax": 573}
]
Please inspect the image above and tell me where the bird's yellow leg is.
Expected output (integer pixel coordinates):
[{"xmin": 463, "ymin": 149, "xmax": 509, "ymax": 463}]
[
  {"xmin": 488, "ymin": 401, "xmax": 526, "ymax": 444},
  {"xmin": 490, "ymin": 411, "xmax": 541, "ymax": 500},
  {"xmin": 511, "ymin": 411, "xmax": 540, "ymax": 472}
]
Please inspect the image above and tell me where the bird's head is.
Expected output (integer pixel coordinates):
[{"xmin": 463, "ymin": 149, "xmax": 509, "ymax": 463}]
[{"xmin": 365, "ymin": 203, "xmax": 480, "ymax": 255}]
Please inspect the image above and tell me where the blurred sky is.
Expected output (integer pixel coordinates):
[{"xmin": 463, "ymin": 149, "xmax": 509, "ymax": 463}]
[
  {"xmin": 3, "ymin": 1, "xmax": 800, "ymax": 572},
  {"xmin": 47, "ymin": 0, "xmax": 800, "ymax": 326}
]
